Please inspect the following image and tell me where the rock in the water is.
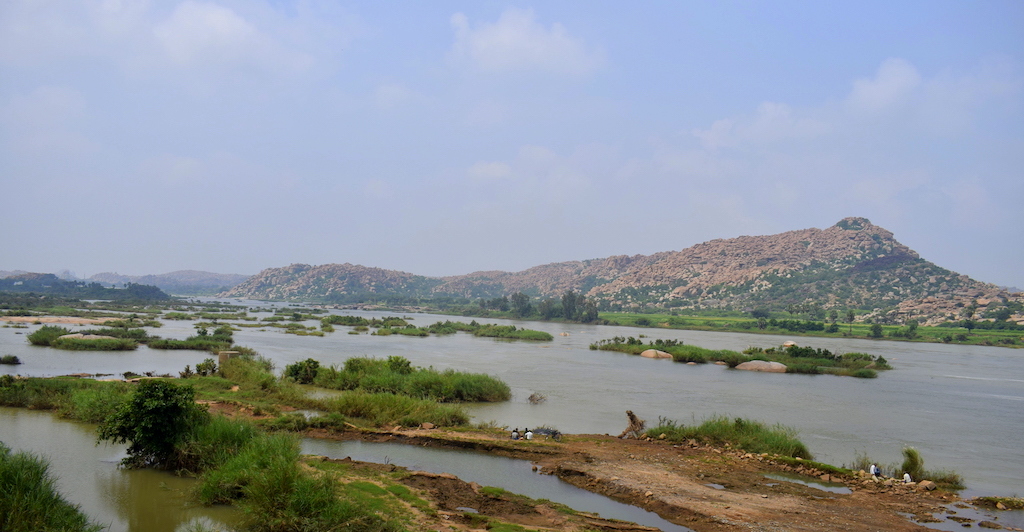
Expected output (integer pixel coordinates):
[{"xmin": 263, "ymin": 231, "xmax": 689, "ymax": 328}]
[
  {"xmin": 735, "ymin": 360, "xmax": 788, "ymax": 373},
  {"xmin": 640, "ymin": 349, "xmax": 673, "ymax": 359}
]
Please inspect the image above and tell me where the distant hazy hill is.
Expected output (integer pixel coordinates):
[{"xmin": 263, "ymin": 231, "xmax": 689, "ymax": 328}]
[
  {"xmin": 0, "ymin": 273, "xmax": 169, "ymax": 300},
  {"xmin": 89, "ymin": 270, "xmax": 250, "ymax": 296},
  {"xmin": 223, "ymin": 218, "xmax": 1016, "ymax": 323}
]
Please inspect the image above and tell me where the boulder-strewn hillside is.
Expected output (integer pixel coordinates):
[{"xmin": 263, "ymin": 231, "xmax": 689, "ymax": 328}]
[
  {"xmin": 223, "ymin": 218, "xmax": 1019, "ymax": 323},
  {"xmin": 89, "ymin": 270, "xmax": 250, "ymax": 295}
]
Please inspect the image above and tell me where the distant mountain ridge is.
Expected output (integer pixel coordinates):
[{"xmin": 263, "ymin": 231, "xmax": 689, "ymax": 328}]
[
  {"xmin": 88, "ymin": 270, "xmax": 250, "ymax": 295},
  {"xmin": 222, "ymin": 218, "xmax": 1018, "ymax": 324}
]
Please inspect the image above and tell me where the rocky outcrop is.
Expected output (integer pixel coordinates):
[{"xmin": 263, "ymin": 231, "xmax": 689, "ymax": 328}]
[
  {"xmin": 639, "ymin": 349, "xmax": 672, "ymax": 359},
  {"xmin": 221, "ymin": 218, "xmax": 1020, "ymax": 323}
]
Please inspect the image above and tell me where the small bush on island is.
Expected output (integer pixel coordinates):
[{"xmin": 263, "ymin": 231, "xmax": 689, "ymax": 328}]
[
  {"xmin": 148, "ymin": 324, "xmax": 234, "ymax": 352},
  {"xmin": 0, "ymin": 354, "xmax": 21, "ymax": 364},
  {"xmin": 26, "ymin": 325, "xmax": 70, "ymax": 346},
  {"xmin": 646, "ymin": 415, "xmax": 812, "ymax": 459}
]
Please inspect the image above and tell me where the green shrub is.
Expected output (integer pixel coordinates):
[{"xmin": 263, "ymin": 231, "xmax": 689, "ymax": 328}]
[
  {"xmin": 97, "ymin": 379, "xmax": 210, "ymax": 468},
  {"xmin": 900, "ymin": 447, "xmax": 924, "ymax": 481},
  {"xmin": 283, "ymin": 358, "xmax": 320, "ymax": 384},
  {"xmin": 0, "ymin": 354, "xmax": 21, "ymax": 364},
  {"xmin": 26, "ymin": 325, "xmax": 70, "ymax": 346}
]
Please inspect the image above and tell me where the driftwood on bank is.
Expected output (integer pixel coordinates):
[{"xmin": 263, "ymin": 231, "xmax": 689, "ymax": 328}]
[{"xmin": 617, "ymin": 410, "xmax": 646, "ymax": 439}]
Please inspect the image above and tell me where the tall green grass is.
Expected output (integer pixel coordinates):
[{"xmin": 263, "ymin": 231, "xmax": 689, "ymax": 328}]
[
  {"xmin": 312, "ymin": 356, "xmax": 511, "ymax": 403},
  {"xmin": 312, "ymin": 391, "xmax": 469, "ymax": 427},
  {"xmin": 646, "ymin": 415, "xmax": 812, "ymax": 459},
  {"xmin": 0, "ymin": 442, "xmax": 103, "ymax": 532},
  {"xmin": 0, "ymin": 376, "xmax": 131, "ymax": 420},
  {"xmin": 895, "ymin": 447, "xmax": 964, "ymax": 489},
  {"xmin": 195, "ymin": 430, "xmax": 400, "ymax": 532}
]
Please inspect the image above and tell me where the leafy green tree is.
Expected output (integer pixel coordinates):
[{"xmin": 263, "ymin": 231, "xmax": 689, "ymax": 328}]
[
  {"xmin": 97, "ymin": 380, "xmax": 208, "ymax": 468},
  {"xmin": 846, "ymin": 310, "xmax": 855, "ymax": 334},
  {"xmin": 562, "ymin": 290, "xmax": 579, "ymax": 321},
  {"xmin": 828, "ymin": 310, "xmax": 839, "ymax": 324},
  {"xmin": 905, "ymin": 319, "xmax": 919, "ymax": 339},
  {"xmin": 580, "ymin": 301, "xmax": 599, "ymax": 323},
  {"xmin": 510, "ymin": 291, "xmax": 532, "ymax": 318},
  {"xmin": 869, "ymin": 323, "xmax": 884, "ymax": 338},
  {"xmin": 537, "ymin": 299, "xmax": 558, "ymax": 320},
  {"xmin": 962, "ymin": 303, "xmax": 978, "ymax": 333}
]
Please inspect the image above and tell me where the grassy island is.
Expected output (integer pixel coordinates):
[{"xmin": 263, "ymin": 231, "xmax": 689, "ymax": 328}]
[{"xmin": 590, "ymin": 336, "xmax": 891, "ymax": 377}]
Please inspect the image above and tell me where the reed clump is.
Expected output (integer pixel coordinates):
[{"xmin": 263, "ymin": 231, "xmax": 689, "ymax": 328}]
[
  {"xmin": 309, "ymin": 356, "xmax": 511, "ymax": 403},
  {"xmin": 646, "ymin": 415, "xmax": 812, "ymax": 459},
  {"xmin": 0, "ymin": 442, "xmax": 103, "ymax": 532}
]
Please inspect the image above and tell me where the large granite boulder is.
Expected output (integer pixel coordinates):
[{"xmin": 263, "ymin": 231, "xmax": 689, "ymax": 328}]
[
  {"xmin": 735, "ymin": 360, "xmax": 788, "ymax": 373},
  {"xmin": 640, "ymin": 349, "xmax": 673, "ymax": 359}
]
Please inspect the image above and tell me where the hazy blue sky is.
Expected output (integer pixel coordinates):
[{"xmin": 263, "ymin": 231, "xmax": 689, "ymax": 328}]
[{"xmin": 2, "ymin": 1, "xmax": 1022, "ymax": 288}]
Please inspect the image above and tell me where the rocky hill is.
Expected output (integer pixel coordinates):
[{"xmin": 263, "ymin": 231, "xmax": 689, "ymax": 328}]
[
  {"xmin": 89, "ymin": 270, "xmax": 250, "ymax": 295},
  {"xmin": 222, "ymin": 218, "xmax": 1019, "ymax": 324}
]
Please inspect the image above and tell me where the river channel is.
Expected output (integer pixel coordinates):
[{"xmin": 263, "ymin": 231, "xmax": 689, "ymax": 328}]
[{"xmin": 2, "ymin": 303, "xmax": 1022, "ymax": 502}]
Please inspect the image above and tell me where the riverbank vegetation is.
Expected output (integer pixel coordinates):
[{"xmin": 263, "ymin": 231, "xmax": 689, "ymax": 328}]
[
  {"xmin": 646, "ymin": 415, "xmax": 813, "ymax": 459},
  {"xmin": 590, "ymin": 337, "xmax": 890, "ymax": 377},
  {"xmin": 297, "ymin": 355, "xmax": 512, "ymax": 403},
  {"xmin": 0, "ymin": 442, "xmax": 103, "ymax": 532}
]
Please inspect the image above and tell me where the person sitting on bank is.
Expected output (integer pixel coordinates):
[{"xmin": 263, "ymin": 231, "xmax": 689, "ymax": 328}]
[
  {"xmin": 525, "ymin": 428, "xmax": 533, "ymax": 440},
  {"xmin": 869, "ymin": 464, "xmax": 880, "ymax": 478},
  {"xmin": 511, "ymin": 428, "xmax": 520, "ymax": 440},
  {"xmin": 903, "ymin": 472, "xmax": 912, "ymax": 483}
]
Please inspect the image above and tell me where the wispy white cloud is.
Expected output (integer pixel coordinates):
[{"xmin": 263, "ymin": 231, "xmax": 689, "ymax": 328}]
[
  {"xmin": 153, "ymin": 1, "xmax": 313, "ymax": 74},
  {"xmin": 846, "ymin": 58, "xmax": 922, "ymax": 113},
  {"xmin": 449, "ymin": 8, "xmax": 603, "ymax": 75}
]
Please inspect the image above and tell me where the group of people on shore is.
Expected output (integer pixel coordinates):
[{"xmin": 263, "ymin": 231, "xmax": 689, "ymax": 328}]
[
  {"xmin": 871, "ymin": 463, "xmax": 913, "ymax": 483},
  {"xmin": 510, "ymin": 427, "xmax": 533, "ymax": 440}
]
